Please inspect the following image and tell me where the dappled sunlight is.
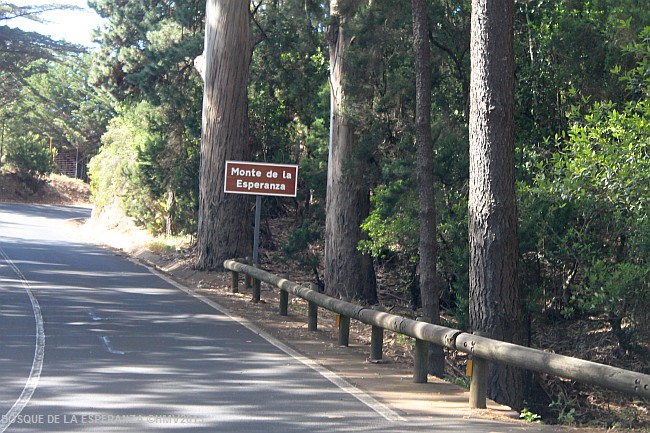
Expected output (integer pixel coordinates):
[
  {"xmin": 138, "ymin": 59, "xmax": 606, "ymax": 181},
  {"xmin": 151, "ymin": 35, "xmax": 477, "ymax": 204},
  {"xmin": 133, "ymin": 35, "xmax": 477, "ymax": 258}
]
[
  {"xmin": 32, "ymin": 270, "xmax": 148, "ymax": 279},
  {"xmin": 1, "ymin": 204, "xmax": 556, "ymax": 432},
  {"xmin": 0, "ymin": 231, "xmax": 397, "ymax": 431}
]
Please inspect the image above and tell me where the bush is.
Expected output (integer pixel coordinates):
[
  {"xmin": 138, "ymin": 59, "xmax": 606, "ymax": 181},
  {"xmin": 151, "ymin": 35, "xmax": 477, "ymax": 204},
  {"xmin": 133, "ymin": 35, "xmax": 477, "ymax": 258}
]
[
  {"xmin": 88, "ymin": 102, "xmax": 199, "ymax": 236},
  {"xmin": 6, "ymin": 132, "xmax": 52, "ymax": 175},
  {"xmin": 519, "ymin": 30, "xmax": 650, "ymax": 351}
]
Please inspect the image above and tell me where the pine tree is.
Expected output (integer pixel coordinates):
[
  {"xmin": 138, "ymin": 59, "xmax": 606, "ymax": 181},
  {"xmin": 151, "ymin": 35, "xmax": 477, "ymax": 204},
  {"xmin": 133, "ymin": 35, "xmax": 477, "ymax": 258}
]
[{"xmin": 468, "ymin": 0, "xmax": 523, "ymax": 410}]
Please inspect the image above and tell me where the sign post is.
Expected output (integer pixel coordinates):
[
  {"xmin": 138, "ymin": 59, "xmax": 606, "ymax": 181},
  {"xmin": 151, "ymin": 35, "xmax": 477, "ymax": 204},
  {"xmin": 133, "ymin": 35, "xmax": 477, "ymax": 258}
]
[
  {"xmin": 224, "ymin": 161, "xmax": 299, "ymax": 267},
  {"xmin": 252, "ymin": 195, "xmax": 262, "ymax": 266}
]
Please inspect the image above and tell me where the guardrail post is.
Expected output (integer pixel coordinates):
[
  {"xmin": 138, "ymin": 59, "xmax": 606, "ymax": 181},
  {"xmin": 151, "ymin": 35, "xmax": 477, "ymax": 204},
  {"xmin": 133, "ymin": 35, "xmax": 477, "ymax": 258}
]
[
  {"xmin": 308, "ymin": 284, "xmax": 318, "ymax": 331},
  {"xmin": 308, "ymin": 302, "xmax": 318, "ymax": 331},
  {"xmin": 231, "ymin": 271, "xmax": 239, "ymax": 293},
  {"xmin": 413, "ymin": 338, "xmax": 429, "ymax": 383},
  {"xmin": 413, "ymin": 316, "xmax": 430, "ymax": 383},
  {"xmin": 370, "ymin": 325, "xmax": 383, "ymax": 361},
  {"xmin": 252, "ymin": 278, "xmax": 261, "ymax": 303},
  {"xmin": 337, "ymin": 314, "xmax": 350, "ymax": 347},
  {"xmin": 469, "ymin": 332, "xmax": 488, "ymax": 409},
  {"xmin": 279, "ymin": 290, "xmax": 289, "ymax": 316}
]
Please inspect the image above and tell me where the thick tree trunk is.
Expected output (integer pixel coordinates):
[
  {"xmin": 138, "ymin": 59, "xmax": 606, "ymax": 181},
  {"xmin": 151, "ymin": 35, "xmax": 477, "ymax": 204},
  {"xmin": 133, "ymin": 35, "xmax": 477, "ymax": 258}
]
[
  {"xmin": 197, "ymin": 0, "xmax": 252, "ymax": 270},
  {"xmin": 411, "ymin": 0, "xmax": 444, "ymax": 378},
  {"xmin": 468, "ymin": 0, "xmax": 523, "ymax": 410},
  {"xmin": 324, "ymin": 0, "xmax": 377, "ymax": 303}
]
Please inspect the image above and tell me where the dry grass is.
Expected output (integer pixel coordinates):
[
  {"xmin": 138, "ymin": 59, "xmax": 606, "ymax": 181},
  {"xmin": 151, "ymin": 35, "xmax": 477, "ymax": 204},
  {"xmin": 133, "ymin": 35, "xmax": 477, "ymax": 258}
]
[{"xmin": 0, "ymin": 171, "xmax": 90, "ymax": 205}]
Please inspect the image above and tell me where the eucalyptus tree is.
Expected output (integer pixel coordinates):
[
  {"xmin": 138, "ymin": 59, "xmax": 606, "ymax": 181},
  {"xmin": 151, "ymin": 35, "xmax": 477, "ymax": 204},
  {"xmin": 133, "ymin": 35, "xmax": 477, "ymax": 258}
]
[
  {"xmin": 197, "ymin": 0, "xmax": 329, "ymax": 269},
  {"xmin": 196, "ymin": 0, "xmax": 253, "ymax": 268},
  {"xmin": 325, "ymin": 0, "xmax": 377, "ymax": 302}
]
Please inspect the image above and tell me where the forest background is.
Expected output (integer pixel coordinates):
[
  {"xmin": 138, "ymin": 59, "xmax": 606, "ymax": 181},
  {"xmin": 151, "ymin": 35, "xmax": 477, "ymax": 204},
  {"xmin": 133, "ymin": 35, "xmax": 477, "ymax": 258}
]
[{"xmin": 1, "ymin": 0, "xmax": 649, "ymax": 428}]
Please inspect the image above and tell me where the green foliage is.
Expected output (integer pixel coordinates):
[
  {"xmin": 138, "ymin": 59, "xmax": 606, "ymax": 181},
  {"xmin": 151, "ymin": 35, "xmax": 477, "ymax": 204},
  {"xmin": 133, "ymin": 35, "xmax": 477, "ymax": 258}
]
[
  {"xmin": 520, "ymin": 28, "xmax": 650, "ymax": 351},
  {"xmin": 513, "ymin": 0, "xmax": 650, "ymax": 169},
  {"xmin": 1, "ymin": 7, "xmax": 98, "ymax": 178},
  {"xmin": 359, "ymin": 181, "xmax": 419, "ymax": 262},
  {"xmin": 119, "ymin": 110, "xmax": 198, "ymax": 236},
  {"xmin": 549, "ymin": 391, "xmax": 577, "ymax": 425},
  {"xmin": 88, "ymin": 105, "xmax": 141, "ymax": 212},
  {"xmin": 612, "ymin": 406, "xmax": 644, "ymax": 430},
  {"xmin": 283, "ymin": 219, "xmax": 322, "ymax": 272},
  {"xmin": 1, "ymin": 54, "xmax": 112, "ymax": 180},
  {"xmin": 90, "ymin": 0, "xmax": 204, "ymax": 103},
  {"xmin": 619, "ymin": 26, "xmax": 650, "ymax": 99},
  {"xmin": 246, "ymin": 0, "xmax": 330, "ymax": 272},
  {"xmin": 89, "ymin": 0, "xmax": 204, "ymax": 235},
  {"xmin": 89, "ymin": 101, "xmax": 198, "ymax": 235},
  {"xmin": 445, "ymin": 373, "xmax": 470, "ymax": 390},
  {"xmin": 34, "ymin": 57, "xmax": 113, "ymax": 157},
  {"xmin": 284, "ymin": 220, "xmax": 321, "ymax": 256},
  {"xmin": 0, "ymin": 10, "xmax": 82, "ymax": 109},
  {"xmin": 248, "ymin": 0, "xmax": 329, "ymax": 214},
  {"xmin": 299, "ymin": 113, "xmax": 330, "ymax": 214},
  {"xmin": 344, "ymin": 0, "xmax": 416, "ymax": 187},
  {"xmin": 520, "ymin": 407, "xmax": 542, "ymax": 423},
  {"xmin": 5, "ymin": 131, "xmax": 52, "ymax": 175}
]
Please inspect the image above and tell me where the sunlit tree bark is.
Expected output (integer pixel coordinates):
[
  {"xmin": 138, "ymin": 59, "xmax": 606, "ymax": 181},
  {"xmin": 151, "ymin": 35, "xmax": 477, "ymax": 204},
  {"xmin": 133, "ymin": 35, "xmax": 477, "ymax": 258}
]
[
  {"xmin": 324, "ymin": 0, "xmax": 377, "ymax": 302},
  {"xmin": 197, "ymin": 0, "xmax": 252, "ymax": 269}
]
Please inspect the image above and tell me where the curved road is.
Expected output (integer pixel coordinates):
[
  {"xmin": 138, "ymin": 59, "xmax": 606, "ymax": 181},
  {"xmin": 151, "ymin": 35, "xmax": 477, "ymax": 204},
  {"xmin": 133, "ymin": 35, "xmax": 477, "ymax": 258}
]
[{"xmin": 0, "ymin": 203, "xmax": 553, "ymax": 432}]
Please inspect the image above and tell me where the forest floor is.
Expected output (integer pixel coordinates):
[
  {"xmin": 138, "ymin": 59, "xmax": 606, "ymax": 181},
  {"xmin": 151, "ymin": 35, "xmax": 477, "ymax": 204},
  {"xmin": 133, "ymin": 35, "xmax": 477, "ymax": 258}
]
[{"xmin": 1, "ymin": 171, "xmax": 648, "ymax": 432}]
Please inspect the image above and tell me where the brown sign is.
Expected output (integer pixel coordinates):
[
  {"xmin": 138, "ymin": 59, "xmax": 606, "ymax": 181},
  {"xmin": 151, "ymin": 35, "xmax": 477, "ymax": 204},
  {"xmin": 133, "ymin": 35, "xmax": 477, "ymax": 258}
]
[{"xmin": 224, "ymin": 161, "xmax": 299, "ymax": 197}]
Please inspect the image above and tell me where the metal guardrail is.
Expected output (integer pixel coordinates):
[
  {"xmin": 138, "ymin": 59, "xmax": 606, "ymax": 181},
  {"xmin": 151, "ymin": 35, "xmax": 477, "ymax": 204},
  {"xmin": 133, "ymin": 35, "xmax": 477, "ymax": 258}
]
[{"xmin": 223, "ymin": 259, "xmax": 650, "ymax": 408}]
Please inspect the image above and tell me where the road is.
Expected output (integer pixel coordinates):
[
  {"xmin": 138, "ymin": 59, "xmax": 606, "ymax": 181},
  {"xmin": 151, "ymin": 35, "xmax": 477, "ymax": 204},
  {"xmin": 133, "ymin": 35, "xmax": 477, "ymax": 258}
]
[{"xmin": 0, "ymin": 203, "xmax": 556, "ymax": 432}]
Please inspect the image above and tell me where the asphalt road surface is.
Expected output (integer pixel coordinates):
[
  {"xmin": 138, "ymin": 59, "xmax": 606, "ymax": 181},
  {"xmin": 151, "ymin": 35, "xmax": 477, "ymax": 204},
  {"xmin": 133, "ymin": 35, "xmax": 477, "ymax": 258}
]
[{"xmin": 0, "ymin": 203, "xmax": 556, "ymax": 432}]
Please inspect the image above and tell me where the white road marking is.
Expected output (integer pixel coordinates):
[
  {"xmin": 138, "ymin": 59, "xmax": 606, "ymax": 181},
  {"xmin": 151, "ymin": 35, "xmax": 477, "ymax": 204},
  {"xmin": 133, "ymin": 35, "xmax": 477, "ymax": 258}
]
[
  {"xmin": 88, "ymin": 309, "xmax": 105, "ymax": 321},
  {"xmin": 0, "ymin": 247, "xmax": 46, "ymax": 433},
  {"xmin": 138, "ymin": 260, "xmax": 406, "ymax": 423},
  {"xmin": 101, "ymin": 336, "xmax": 125, "ymax": 355}
]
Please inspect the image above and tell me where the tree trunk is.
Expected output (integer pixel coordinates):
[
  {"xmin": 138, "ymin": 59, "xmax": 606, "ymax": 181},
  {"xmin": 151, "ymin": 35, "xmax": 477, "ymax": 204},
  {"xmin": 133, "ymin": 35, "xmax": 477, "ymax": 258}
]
[
  {"xmin": 0, "ymin": 116, "xmax": 5, "ymax": 169},
  {"xmin": 411, "ymin": 0, "xmax": 444, "ymax": 378},
  {"xmin": 197, "ymin": 0, "xmax": 252, "ymax": 270},
  {"xmin": 468, "ymin": 0, "xmax": 523, "ymax": 410},
  {"xmin": 165, "ymin": 189, "xmax": 175, "ymax": 237},
  {"xmin": 324, "ymin": 0, "xmax": 377, "ymax": 303}
]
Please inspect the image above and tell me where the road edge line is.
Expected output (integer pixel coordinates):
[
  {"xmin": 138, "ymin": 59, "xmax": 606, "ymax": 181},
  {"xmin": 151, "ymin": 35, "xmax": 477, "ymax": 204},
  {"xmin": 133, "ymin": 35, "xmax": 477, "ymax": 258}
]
[
  {"xmin": 135, "ymin": 259, "xmax": 406, "ymax": 423},
  {"xmin": 0, "ymin": 247, "xmax": 46, "ymax": 433}
]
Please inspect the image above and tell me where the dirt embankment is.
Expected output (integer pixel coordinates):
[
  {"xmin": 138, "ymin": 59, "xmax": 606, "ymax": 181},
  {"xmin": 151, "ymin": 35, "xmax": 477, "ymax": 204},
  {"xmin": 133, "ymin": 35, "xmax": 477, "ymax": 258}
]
[{"xmin": 0, "ymin": 171, "xmax": 90, "ymax": 205}]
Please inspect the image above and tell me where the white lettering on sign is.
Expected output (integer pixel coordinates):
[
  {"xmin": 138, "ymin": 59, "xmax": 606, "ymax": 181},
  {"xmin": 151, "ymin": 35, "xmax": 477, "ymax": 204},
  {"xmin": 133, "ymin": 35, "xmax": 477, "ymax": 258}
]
[
  {"xmin": 236, "ymin": 179, "xmax": 287, "ymax": 191},
  {"xmin": 231, "ymin": 167, "xmax": 262, "ymax": 178}
]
